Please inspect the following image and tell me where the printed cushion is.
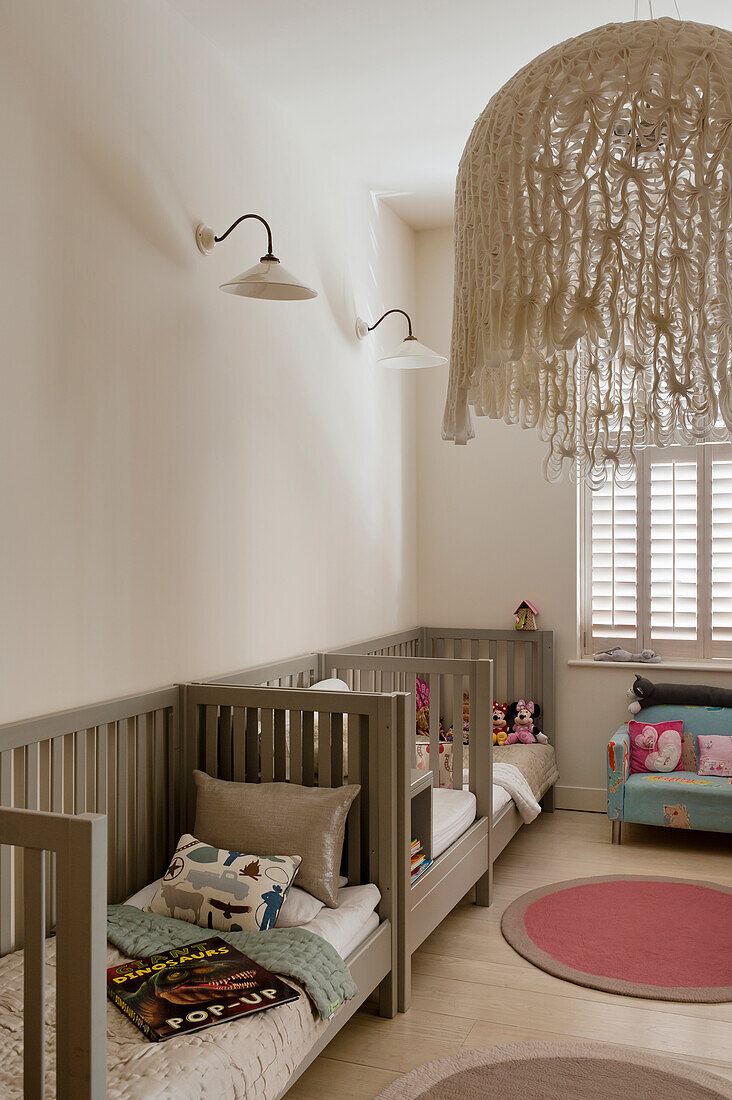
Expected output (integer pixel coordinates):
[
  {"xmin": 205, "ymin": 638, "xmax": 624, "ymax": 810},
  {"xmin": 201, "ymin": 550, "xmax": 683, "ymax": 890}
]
[
  {"xmin": 149, "ymin": 834, "xmax": 301, "ymax": 933},
  {"xmin": 697, "ymin": 734, "xmax": 732, "ymax": 777},
  {"xmin": 628, "ymin": 719, "xmax": 684, "ymax": 775},
  {"xmin": 416, "ymin": 739, "xmax": 453, "ymax": 788}
]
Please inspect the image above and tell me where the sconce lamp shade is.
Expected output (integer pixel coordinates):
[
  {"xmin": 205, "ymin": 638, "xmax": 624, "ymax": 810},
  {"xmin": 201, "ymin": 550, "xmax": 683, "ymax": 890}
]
[
  {"xmin": 195, "ymin": 216, "xmax": 317, "ymax": 301},
  {"xmin": 377, "ymin": 337, "xmax": 447, "ymax": 370},
  {"xmin": 355, "ymin": 313, "xmax": 447, "ymax": 369},
  {"xmin": 219, "ymin": 258, "xmax": 317, "ymax": 301}
]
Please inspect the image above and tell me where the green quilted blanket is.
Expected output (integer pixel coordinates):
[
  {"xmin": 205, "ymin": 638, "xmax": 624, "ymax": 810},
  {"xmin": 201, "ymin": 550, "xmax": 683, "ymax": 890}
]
[{"xmin": 107, "ymin": 904, "xmax": 358, "ymax": 1020}]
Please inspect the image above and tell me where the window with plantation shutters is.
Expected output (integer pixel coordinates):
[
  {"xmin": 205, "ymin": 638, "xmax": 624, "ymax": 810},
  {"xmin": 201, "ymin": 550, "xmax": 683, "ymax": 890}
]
[{"xmin": 582, "ymin": 443, "xmax": 732, "ymax": 660}]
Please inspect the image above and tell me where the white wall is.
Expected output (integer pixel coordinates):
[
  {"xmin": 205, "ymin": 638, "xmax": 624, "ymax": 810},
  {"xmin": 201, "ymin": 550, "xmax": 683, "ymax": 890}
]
[
  {"xmin": 0, "ymin": 0, "xmax": 418, "ymax": 722},
  {"xmin": 415, "ymin": 227, "xmax": 732, "ymax": 810}
]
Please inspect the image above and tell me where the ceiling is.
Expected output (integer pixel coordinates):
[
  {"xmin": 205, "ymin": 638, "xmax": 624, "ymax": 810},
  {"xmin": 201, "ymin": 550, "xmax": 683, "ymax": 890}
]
[{"xmin": 170, "ymin": 0, "xmax": 732, "ymax": 230}]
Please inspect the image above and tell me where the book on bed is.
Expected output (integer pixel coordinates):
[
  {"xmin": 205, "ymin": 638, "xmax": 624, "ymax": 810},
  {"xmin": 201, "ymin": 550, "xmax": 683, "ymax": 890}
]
[{"xmin": 107, "ymin": 936, "xmax": 299, "ymax": 1042}]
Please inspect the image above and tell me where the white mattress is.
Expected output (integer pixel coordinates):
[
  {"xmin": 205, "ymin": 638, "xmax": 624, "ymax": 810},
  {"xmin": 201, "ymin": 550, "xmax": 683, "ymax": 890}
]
[
  {"xmin": 432, "ymin": 786, "xmax": 515, "ymax": 860},
  {"xmin": 298, "ymin": 884, "xmax": 381, "ymax": 958},
  {"xmin": 432, "ymin": 787, "xmax": 477, "ymax": 858},
  {"xmin": 123, "ymin": 880, "xmax": 380, "ymax": 961}
]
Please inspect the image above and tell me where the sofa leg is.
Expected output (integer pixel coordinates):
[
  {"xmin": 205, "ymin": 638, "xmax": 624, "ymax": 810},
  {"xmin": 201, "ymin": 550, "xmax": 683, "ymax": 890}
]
[{"xmin": 611, "ymin": 820, "xmax": 622, "ymax": 845}]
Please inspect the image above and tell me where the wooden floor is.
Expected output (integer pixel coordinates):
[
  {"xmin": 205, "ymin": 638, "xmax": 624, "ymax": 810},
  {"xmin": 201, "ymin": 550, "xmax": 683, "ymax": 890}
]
[{"xmin": 288, "ymin": 810, "xmax": 732, "ymax": 1098}]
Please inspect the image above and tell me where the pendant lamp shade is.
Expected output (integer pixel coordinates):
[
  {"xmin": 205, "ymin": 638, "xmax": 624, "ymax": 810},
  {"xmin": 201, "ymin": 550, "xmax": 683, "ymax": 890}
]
[
  {"xmin": 444, "ymin": 18, "xmax": 732, "ymax": 485},
  {"xmin": 219, "ymin": 258, "xmax": 317, "ymax": 301}
]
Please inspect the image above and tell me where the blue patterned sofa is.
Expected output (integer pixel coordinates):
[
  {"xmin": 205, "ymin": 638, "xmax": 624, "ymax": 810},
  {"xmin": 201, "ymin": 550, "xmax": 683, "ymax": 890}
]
[{"xmin": 607, "ymin": 704, "xmax": 732, "ymax": 842}]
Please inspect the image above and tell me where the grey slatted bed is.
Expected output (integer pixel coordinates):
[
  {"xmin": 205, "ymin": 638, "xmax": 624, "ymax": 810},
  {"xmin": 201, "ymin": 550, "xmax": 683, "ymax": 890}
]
[{"xmin": 0, "ymin": 673, "xmax": 400, "ymax": 1099}]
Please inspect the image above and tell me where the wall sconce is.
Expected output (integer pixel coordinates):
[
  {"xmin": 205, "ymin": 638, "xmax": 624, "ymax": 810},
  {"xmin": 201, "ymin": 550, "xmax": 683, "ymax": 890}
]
[
  {"xmin": 355, "ymin": 310, "xmax": 447, "ymax": 369},
  {"xmin": 195, "ymin": 213, "xmax": 317, "ymax": 301}
]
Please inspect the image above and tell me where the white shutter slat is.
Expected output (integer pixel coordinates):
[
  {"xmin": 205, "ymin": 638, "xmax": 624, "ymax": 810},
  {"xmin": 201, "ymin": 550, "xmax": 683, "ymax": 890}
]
[
  {"xmin": 712, "ymin": 459, "xmax": 732, "ymax": 645},
  {"xmin": 590, "ymin": 476, "xmax": 637, "ymax": 641},
  {"xmin": 650, "ymin": 458, "xmax": 698, "ymax": 643}
]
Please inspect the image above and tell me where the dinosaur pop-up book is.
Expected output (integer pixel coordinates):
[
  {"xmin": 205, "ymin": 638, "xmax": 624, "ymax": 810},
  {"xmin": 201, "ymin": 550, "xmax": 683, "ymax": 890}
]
[{"xmin": 107, "ymin": 937, "xmax": 298, "ymax": 1041}]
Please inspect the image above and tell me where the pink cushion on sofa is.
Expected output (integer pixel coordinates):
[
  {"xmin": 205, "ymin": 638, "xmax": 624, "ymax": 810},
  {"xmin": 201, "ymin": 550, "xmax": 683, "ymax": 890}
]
[
  {"xmin": 697, "ymin": 735, "xmax": 732, "ymax": 777},
  {"xmin": 628, "ymin": 719, "xmax": 684, "ymax": 774}
]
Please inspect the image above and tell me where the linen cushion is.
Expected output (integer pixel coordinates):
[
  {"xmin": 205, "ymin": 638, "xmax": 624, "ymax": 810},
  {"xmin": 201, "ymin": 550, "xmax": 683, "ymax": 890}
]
[
  {"xmin": 628, "ymin": 720, "xmax": 684, "ymax": 774},
  {"xmin": 697, "ymin": 735, "xmax": 732, "ymax": 777},
  {"xmin": 193, "ymin": 770, "xmax": 360, "ymax": 907},
  {"xmin": 149, "ymin": 833, "xmax": 300, "ymax": 932}
]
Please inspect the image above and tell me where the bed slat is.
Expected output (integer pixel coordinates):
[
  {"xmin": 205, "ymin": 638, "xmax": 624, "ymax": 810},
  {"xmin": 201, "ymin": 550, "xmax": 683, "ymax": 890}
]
[
  {"xmin": 232, "ymin": 708, "xmax": 246, "ymax": 782},
  {"xmin": 261, "ymin": 710, "xmax": 275, "ymax": 783},
  {"xmin": 289, "ymin": 711, "xmax": 302, "ymax": 785},
  {"xmin": 452, "ymin": 674, "xmax": 463, "ymax": 787}
]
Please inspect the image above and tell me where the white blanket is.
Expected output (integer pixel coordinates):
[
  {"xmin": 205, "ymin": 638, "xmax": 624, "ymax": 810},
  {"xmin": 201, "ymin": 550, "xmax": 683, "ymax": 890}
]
[{"xmin": 493, "ymin": 762, "xmax": 542, "ymax": 823}]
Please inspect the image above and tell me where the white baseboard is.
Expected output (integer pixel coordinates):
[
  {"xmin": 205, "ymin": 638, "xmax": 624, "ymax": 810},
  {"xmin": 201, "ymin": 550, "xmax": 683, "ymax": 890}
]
[{"xmin": 555, "ymin": 785, "xmax": 606, "ymax": 813}]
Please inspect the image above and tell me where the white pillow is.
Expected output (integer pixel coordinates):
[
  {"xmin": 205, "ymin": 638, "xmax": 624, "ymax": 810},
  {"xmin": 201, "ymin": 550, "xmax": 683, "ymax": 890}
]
[
  {"xmin": 275, "ymin": 884, "xmax": 325, "ymax": 927},
  {"xmin": 309, "ymin": 678, "xmax": 350, "ymax": 692},
  {"xmin": 124, "ymin": 879, "xmax": 160, "ymax": 910}
]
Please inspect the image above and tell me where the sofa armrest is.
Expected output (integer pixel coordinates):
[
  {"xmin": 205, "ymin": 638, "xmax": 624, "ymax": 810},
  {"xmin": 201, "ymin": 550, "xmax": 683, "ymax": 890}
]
[{"xmin": 607, "ymin": 727, "xmax": 630, "ymax": 821}]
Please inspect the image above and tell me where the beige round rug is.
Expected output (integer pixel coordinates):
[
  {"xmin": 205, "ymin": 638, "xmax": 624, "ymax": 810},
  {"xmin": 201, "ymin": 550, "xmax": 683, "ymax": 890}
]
[{"xmin": 375, "ymin": 1041, "xmax": 732, "ymax": 1099}]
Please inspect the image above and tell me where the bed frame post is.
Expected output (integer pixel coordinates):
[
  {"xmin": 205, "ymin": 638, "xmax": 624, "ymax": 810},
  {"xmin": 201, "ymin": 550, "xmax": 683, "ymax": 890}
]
[
  {"xmin": 541, "ymin": 632, "xmax": 555, "ymax": 743},
  {"xmin": 56, "ymin": 812, "xmax": 107, "ymax": 1100},
  {"xmin": 474, "ymin": 659, "xmax": 493, "ymax": 907},
  {"xmin": 395, "ymin": 691, "xmax": 412, "ymax": 1014},
  {"xmin": 377, "ymin": 694, "xmax": 399, "ymax": 1019}
]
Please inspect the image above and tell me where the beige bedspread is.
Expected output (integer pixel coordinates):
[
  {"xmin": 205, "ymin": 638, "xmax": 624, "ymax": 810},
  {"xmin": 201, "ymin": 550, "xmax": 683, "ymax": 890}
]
[
  {"xmin": 493, "ymin": 743, "xmax": 559, "ymax": 801},
  {"xmin": 0, "ymin": 938, "xmax": 328, "ymax": 1099}
]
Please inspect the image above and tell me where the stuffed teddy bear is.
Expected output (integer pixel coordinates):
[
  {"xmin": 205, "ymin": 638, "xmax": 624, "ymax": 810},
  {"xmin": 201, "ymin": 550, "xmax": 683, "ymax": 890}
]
[
  {"xmin": 505, "ymin": 700, "xmax": 548, "ymax": 744},
  {"xmin": 492, "ymin": 702, "xmax": 508, "ymax": 745}
]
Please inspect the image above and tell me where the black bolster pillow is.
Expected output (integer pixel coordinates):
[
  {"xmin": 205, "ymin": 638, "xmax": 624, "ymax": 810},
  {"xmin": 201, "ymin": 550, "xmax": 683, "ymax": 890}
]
[{"xmin": 631, "ymin": 675, "xmax": 732, "ymax": 710}]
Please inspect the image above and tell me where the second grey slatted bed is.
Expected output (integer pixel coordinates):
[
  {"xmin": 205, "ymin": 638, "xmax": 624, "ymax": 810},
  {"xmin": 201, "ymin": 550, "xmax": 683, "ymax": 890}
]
[{"xmin": 325, "ymin": 625, "xmax": 557, "ymax": 1011}]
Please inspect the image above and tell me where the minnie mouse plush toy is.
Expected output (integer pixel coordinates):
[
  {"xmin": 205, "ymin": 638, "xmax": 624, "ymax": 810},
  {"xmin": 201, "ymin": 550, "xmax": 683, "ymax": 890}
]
[
  {"xmin": 492, "ymin": 702, "xmax": 508, "ymax": 745},
  {"xmin": 506, "ymin": 700, "xmax": 548, "ymax": 744}
]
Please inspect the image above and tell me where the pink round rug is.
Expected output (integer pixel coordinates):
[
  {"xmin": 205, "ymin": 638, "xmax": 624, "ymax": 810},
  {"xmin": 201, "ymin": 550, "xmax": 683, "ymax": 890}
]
[{"xmin": 501, "ymin": 875, "xmax": 732, "ymax": 1001}]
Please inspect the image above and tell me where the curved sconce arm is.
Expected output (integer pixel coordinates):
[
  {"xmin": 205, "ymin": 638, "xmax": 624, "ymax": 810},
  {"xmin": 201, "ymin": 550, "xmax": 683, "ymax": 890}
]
[
  {"xmin": 364, "ymin": 308, "xmax": 414, "ymax": 338},
  {"xmin": 196, "ymin": 213, "xmax": 277, "ymax": 261}
]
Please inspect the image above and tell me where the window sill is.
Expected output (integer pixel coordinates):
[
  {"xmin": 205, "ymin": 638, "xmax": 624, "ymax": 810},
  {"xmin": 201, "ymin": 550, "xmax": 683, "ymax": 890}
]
[{"xmin": 568, "ymin": 658, "xmax": 732, "ymax": 673}]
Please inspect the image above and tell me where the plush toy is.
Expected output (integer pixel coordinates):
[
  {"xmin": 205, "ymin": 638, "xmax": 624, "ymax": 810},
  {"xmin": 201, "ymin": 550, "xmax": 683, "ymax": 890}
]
[
  {"xmin": 505, "ymin": 700, "xmax": 549, "ymax": 744},
  {"xmin": 492, "ymin": 702, "xmax": 508, "ymax": 745},
  {"xmin": 415, "ymin": 677, "xmax": 450, "ymax": 739},
  {"xmin": 628, "ymin": 675, "xmax": 732, "ymax": 715}
]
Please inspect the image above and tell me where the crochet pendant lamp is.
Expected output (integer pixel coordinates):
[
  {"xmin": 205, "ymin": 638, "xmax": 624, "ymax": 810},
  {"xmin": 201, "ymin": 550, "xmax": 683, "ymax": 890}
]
[{"xmin": 444, "ymin": 18, "xmax": 732, "ymax": 486}]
